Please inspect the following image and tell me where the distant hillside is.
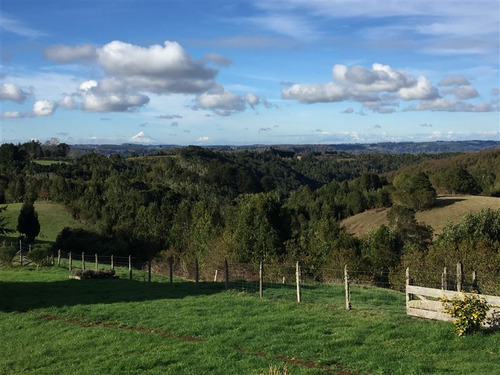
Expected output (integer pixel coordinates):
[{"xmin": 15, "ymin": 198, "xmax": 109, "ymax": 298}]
[
  {"xmin": 69, "ymin": 140, "xmax": 499, "ymax": 157},
  {"xmin": 341, "ymin": 195, "xmax": 500, "ymax": 238},
  {"xmin": 1, "ymin": 201, "xmax": 87, "ymax": 243}
]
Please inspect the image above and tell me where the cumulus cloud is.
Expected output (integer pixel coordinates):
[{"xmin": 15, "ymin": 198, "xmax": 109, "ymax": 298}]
[
  {"xmin": 397, "ymin": 76, "xmax": 439, "ymax": 100},
  {"xmin": 0, "ymin": 83, "xmax": 29, "ymax": 103},
  {"xmin": 405, "ymin": 98, "xmax": 495, "ymax": 112},
  {"xmin": 79, "ymin": 79, "xmax": 149, "ymax": 112},
  {"xmin": 201, "ymin": 53, "xmax": 232, "ymax": 67},
  {"xmin": 33, "ymin": 100, "xmax": 57, "ymax": 116},
  {"xmin": 196, "ymin": 86, "xmax": 245, "ymax": 116},
  {"xmin": 197, "ymin": 136, "xmax": 209, "ymax": 142},
  {"xmin": 282, "ymin": 63, "xmax": 440, "ymax": 109},
  {"xmin": 59, "ymin": 95, "xmax": 77, "ymax": 109},
  {"xmin": 44, "ymin": 44, "xmax": 96, "ymax": 63},
  {"xmin": 96, "ymin": 40, "xmax": 217, "ymax": 94},
  {"xmin": 245, "ymin": 93, "xmax": 260, "ymax": 108},
  {"xmin": 438, "ymin": 75, "xmax": 470, "ymax": 86},
  {"xmin": 442, "ymin": 85, "xmax": 479, "ymax": 99}
]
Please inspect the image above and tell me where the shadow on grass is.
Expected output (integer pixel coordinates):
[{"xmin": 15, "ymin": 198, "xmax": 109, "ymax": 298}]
[
  {"xmin": 434, "ymin": 197, "xmax": 466, "ymax": 208},
  {"xmin": 0, "ymin": 278, "xmax": 224, "ymax": 313}
]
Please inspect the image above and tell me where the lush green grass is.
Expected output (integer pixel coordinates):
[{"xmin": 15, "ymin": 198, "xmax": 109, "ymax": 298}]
[
  {"xmin": 1, "ymin": 201, "xmax": 87, "ymax": 243},
  {"xmin": 1, "ymin": 266, "xmax": 498, "ymax": 374}
]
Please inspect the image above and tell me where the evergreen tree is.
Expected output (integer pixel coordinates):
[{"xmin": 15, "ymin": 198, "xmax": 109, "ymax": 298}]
[{"xmin": 17, "ymin": 201, "xmax": 40, "ymax": 243}]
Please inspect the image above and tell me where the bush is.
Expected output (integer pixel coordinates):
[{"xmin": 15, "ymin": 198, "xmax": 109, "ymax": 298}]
[
  {"xmin": 72, "ymin": 269, "xmax": 117, "ymax": 279},
  {"xmin": 0, "ymin": 243, "xmax": 18, "ymax": 266},
  {"xmin": 442, "ymin": 293, "xmax": 489, "ymax": 336},
  {"xmin": 28, "ymin": 244, "xmax": 52, "ymax": 269}
]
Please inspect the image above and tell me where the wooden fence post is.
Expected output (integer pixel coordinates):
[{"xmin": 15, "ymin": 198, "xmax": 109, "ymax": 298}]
[
  {"xmin": 405, "ymin": 267, "xmax": 411, "ymax": 308},
  {"xmin": 148, "ymin": 259, "xmax": 152, "ymax": 282},
  {"xmin": 296, "ymin": 261, "xmax": 302, "ymax": 303},
  {"xmin": 128, "ymin": 255, "xmax": 132, "ymax": 280},
  {"xmin": 19, "ymin": 240, "xmax": 22, "ymax": 266},
  {"xmin": 224, "ymin": 259, "xmax": 229, "ymax": 290},
  {"xmin": 441, "ymin": 267, "xmax": 447, "ymax": 290},
  {"xmin": 195, "ymin": 258, "xmax": 199, "ymax": 285},
  {"xmin": 214, "ymin": 269, "xmax": 218, "ymax": 282},
  {"xmin": 457, "ymin": 262, "xmax": 463, "ymax": 292},
  {"xmin": 69, "ymin": 252, "xmax": 72, "ymax": 271},
  {"xmin": 57, "ymin": 249, "xmax": 61, "ymax": 267},
  {"xmin": 344, "ymin": 265, "xmax": 351, "ymax": 310},
  {"xmin": 82, "ymin": 252, "xmax": 85, "ymax": 270},
  {"xmin": 94, "ymin": 253, "xmax": 98, "ymax": 271},
  {"xmin": 111, "ymin": 255, "xmax": 114, "ymax": 270},
  {"xmin": 259, "ymin": 261, "xmax": 264, "ymax": 298},
  {"xmin": 472, "ymin": 270, "xmax": 479, "ymax": 292},
  {"xmin": 169, "ymin": 258, "xmax": 173, "ymax": 284}
]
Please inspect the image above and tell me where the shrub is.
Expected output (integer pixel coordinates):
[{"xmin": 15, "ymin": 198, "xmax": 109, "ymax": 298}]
[
  {"xmin": 28, "ymin": 244, "xmax": 52, "ymax": 269},
  {"xmin": 72, "ymin": 269, "xmax": 117, "ymax": 279},
  {"xmin": 0, "ymin": 243, "xmax": 18, "ymax": 266},
  {"xmin": 442, "ymin": 293, "xmax": 489, "ymax": 336}
]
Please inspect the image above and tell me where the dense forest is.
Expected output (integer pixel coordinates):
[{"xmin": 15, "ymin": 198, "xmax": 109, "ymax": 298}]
[{"xmin": 1, "ymin": 141, "xmax": 499, "ymax": 292}]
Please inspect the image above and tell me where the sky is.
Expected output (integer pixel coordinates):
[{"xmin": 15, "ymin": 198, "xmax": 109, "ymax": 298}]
[{"xmin": 1, "ymin": 0, "xmax": 499, "ymax": 145}]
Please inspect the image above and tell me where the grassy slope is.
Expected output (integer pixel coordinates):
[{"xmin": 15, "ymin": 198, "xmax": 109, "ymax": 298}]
[
  {"xmin": 1, "ymin": 266, "xmax": 499, "ymax": 375},
  {"xmin": 1, "ymin": 201, "xmax": 87, "ymax": 243},
  {"xmin": 341, "ymin": 195, "xmax": 500, "ymax": 238}
]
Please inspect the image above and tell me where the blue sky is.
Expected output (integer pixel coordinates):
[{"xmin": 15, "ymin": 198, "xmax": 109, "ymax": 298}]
[{"xmin": 1, "ymin": 0, "xmax": 499, "ymax": 145}]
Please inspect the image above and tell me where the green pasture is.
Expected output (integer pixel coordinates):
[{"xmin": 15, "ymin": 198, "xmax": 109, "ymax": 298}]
[
  {"xmin": 1, "ymin": 201, "xmax": 87, "ymax": 243},
  {"xmin": 1, "ymin": 266, "xmax": 498, "ymax": 374}
]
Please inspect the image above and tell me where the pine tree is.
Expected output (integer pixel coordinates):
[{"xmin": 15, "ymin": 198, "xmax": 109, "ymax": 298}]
[{"xmin": 17, "ymin": 201, "xmax": 40, "ymax": 243}]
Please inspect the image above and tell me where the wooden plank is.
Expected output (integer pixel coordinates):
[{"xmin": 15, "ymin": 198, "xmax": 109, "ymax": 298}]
[
  {"xmin": 407, "ymin": 285, "xmax": 500, "ymax": 306},
  {"xmin": 408, "ymin": 300, "xmax": 444, "ymax": 311},
  {"xmin": 407, "ymin": 307, "xmax": 454, "ymax": 322}
]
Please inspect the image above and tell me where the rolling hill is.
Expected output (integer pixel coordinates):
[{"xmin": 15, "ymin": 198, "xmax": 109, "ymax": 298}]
[
  {"xmin": 341, "ymin": 195, "xmax": 500, "ymax": 238},
  {"xmin": 1, "ymin": 201, "xmax": 88, "ymax": 243}
]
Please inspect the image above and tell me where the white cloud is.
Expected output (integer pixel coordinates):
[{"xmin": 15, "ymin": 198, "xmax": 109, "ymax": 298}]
[
  {"xmin": 0, "ymin": 83, "xmax": 29, "ymax": 103},
  {"xmin": 79, "ymin": 80, "xmax": 98, "ymax": 92},
  {"xmin": 442, "ymin": 85, "xmax": 479, "ymax": 99},
  {"xmin": 44, "ymin": 44, "xmax": 96, "ymax": 63},
  {"xmin": 405, "ymin": 98, "xmax": 495, "ymax": 112},
  {"xmin": 282, "ymin": 82, "xmax": 346, "ymax": 103},
  {"xmin": 397, "ymin": 76, "xmax": 439, "ymax": 100},
  {"xmin": 201, "ymin": 53, "xmax": 232, "ymax": 67},
  {"xmin": 282, "ymin": 63, "xmax": 440, "ymax": 108},
  {"xmin": 439, "ymin": 75, "xmax": 470, "ymax": 86},
  {"xmin": 1, "ymin": 111, "xmax": 23, "ymax": 118},
  {"xmin": 33, "ymin": 100, "xmax": 57, "ymax": 116},
  {"xmin": 197, "ymin": 136, "xmax": 210, "ymax": 142},
  {"xmin": 59, "ymin": 95, "xmax": 77, "ymax": 109},
  {"xmin": 96, "ymin": 40, "xmax": 217, "ymax": 94},
  {"xmin": 196, "ymin": 86, "xmax": 245, "ymax": 115},
  {"xmin": 245, "ymin": 93, "xmax": 260, "ymax": 108}
]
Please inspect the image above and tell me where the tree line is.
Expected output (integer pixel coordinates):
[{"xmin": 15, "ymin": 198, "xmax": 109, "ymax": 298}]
[{"xmin": 1, "ymin": 142, "xmax": 499, "ymax": 292}]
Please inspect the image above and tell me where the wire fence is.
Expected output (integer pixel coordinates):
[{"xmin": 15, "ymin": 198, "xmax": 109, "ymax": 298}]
[{"xmin": 4, "ymin": 243, "xmax": 499, "ymax": 313}]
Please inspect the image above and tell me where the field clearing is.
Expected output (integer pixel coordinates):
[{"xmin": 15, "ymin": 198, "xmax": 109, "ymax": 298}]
[
  {"xmin": 341, "ymin": 195, "xmax": 500, "ymax": 238},
  {"xmin": 1, "ymin": 201, "xmax": 87, "ymax": 243},
  {"xmin": 33, "ymin": 160, "xmax": 70, "ymax": 166},
  {"xmin": 1, "ymin": 266, "xmax": 499, "ymax": 374}
]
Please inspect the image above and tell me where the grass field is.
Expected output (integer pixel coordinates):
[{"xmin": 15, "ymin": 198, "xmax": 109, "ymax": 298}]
[
  {"xmin": 1, "ymin": 201, "xmax": 87, "ymax": 243},
  {"xmin": 341, "ymin": 195, "xmax": 500, "ymax": 238},
  {"xmin": 1, "ymin": 266, "xmax": 499, "ymax": 374}
]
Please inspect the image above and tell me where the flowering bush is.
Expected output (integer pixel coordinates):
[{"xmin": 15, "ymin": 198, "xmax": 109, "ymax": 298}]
[{"xmin": 442, "ymin": 293, "xmax": 489, "ymax": 336}]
